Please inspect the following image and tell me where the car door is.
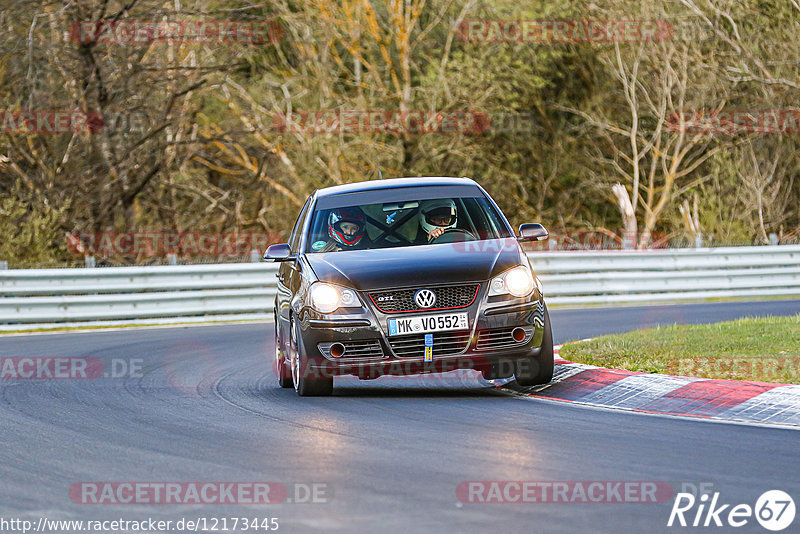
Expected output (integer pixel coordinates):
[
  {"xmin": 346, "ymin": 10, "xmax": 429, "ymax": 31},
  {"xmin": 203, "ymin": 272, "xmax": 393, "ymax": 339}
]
[{"xmin": 277, "ymin": 197, "xmax": 312, "ymax": 344}]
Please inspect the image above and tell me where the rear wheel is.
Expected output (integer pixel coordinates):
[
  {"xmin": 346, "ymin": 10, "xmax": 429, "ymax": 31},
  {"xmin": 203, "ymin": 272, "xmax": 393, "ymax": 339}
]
[
  {"xmin": 290, "ymin": 317, "xmax": 334, "ymax": 396},
  {"xmin": 274, "ymin": 319, "xmax": 292, "ymax": 388},
  {"xmin": 514, "ymin": 303, "xmax": 554, "ymax": 386}
]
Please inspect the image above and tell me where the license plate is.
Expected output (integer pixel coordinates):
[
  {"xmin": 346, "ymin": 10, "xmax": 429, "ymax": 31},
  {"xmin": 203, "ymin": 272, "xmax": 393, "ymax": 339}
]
[{"xmin": 388, "ymin": 313, "xmax": 469, "ymax": 336}]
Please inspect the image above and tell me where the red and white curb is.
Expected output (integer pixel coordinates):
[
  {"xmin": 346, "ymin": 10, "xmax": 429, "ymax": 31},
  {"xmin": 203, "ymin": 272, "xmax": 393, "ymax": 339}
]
[{"xmin": 509, "ymin": 341, "xmax": 800, "ymax": 429}]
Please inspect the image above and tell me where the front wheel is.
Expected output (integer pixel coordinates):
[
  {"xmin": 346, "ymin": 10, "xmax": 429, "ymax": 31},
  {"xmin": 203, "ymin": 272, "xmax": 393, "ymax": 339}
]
[
  {"xmin": 275, "ymin": 320, "xmax": 292, "ymax": 388},
  {"xmin": 290, "ymin": 317, "xmax": 333, "ymax": 396},
  {"xmin": 514, "ymin": 303, "xmax": 554, "ymax": 386}
]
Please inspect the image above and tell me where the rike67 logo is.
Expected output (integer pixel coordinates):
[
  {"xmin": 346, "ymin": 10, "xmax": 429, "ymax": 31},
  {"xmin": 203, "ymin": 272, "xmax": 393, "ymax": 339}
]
[{"xmin": 668, "ymin": 489, "xmax": 795, "ymax": 531}]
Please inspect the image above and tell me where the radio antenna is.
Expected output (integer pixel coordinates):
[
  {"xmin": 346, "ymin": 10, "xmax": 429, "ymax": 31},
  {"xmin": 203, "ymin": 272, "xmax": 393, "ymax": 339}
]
[{"xmin": 377, "ymin": 155, "xmax": 383, "ymax": 179}]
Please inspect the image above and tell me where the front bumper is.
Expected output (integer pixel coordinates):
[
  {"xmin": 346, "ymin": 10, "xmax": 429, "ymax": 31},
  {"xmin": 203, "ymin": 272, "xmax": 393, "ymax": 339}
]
[{"xmin": 296, "ymin": 283, "xmax": 546, "ymax": 378}]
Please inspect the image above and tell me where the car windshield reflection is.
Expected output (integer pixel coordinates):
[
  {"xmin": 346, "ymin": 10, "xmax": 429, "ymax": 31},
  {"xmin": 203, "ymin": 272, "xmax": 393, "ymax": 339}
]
[{"xmin": 306, "ymin": 196, "xmax": 512, "ymax": 253}]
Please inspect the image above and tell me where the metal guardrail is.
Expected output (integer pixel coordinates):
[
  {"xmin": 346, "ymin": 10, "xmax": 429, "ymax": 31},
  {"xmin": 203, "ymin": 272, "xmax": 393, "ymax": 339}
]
[
  {"xmin": 531, "ymin": 245, "xmax": 800, "ymax": 305},
  {"xmin": 0, "ymin": 264, "xmax": 279, "ymax": 328},
  {"xmin": 0, "ymin": 245, "xmax": 798, "ymax": 330}
]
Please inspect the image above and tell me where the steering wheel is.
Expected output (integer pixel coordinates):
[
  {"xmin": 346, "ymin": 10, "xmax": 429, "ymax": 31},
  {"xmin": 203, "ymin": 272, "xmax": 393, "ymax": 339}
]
[{"xmin": 429, "ymin": 228, "xmax": 477, "ymax": 244}]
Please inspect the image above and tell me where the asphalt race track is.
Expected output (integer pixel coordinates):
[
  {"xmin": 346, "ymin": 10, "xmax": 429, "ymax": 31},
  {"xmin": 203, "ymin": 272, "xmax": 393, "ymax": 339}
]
[{"xmin": 1, "ymin": 300, "xmax": 799, "ymax": 534}]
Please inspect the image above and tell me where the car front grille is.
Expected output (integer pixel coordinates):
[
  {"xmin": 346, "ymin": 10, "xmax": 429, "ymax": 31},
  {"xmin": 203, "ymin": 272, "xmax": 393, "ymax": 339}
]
[
  {"xmin": 318, "ymin": 339, "xmax": 384, "ymax": 359},
  {"xmin": 388, "ymin": 330, "xmax": 471, "ymax": 358},
  {"xmin": 476, "ymin": 326, "xmax": 534, "ymax": 351},
  {"xmin": 369, "ymin": 284, "xmax": 480, "ymax": 313}
]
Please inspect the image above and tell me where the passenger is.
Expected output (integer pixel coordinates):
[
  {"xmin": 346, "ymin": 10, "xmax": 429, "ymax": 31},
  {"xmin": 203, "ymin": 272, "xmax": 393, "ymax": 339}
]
[{"xmin": 319, "ymin": 207, "xmax": 372, "ymax": 252}]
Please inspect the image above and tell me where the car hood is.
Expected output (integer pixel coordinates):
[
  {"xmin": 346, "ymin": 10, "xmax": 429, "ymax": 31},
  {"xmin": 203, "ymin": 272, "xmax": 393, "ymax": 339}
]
[{"xmin": 305, "ymin": 238, "xmax": 527, "ymax": 291}]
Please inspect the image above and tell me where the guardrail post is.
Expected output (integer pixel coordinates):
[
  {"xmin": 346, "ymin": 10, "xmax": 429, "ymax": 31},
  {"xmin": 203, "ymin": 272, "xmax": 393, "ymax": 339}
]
[
  {"xmin": 769, "ymin": 233, "xmax": 779, "ymax": 246},
  {"xmin": 0, "ymin": 260, "xmax": 7, "ymax": 270},
  {"xmin": 167, "ymin": 253, "xmax": 178, "ymax": 265},
  {"xmin": 694, "ymin": 235, "xmax": 704, "ymax": 248},
  {"xmin": 250, "ymin": 249, "xmax": 261, "ymax": 262},
  {"xmin": 622, "ymin": 230, "xmax": 636, "ymax": 250},
  {"xmin": 84, "ymin": 256, "xmax": 96, "ymax": 268}
]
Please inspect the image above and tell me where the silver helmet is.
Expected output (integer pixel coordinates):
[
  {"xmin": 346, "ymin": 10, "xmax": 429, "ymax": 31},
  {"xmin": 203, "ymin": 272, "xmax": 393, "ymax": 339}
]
[{"xmin": 419, "ymin": 199, "xmax": 457, "ymax": 236}]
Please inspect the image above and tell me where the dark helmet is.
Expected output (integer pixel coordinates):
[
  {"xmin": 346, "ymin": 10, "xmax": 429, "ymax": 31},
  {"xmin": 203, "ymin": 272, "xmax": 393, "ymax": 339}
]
[{"xmin": 328, "ymin": 207, "xmax": 367, "ymax": 247}]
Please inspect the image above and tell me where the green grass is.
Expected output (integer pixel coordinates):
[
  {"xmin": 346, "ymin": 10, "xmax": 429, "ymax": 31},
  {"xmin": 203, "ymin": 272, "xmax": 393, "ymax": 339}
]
[
  {"xmin": 546, "ymin": 294, "xmax": 800, "ymax": 309},
  {"xmin": 559, "ymin": 314, "xmax": 800, "ymax": 384}
]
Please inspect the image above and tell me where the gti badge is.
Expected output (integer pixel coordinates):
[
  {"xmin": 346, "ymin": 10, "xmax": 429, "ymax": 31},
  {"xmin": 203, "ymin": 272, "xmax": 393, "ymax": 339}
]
[{"xmin": 414, "ymin": 289, "xmax": 436, "ymax": 308}]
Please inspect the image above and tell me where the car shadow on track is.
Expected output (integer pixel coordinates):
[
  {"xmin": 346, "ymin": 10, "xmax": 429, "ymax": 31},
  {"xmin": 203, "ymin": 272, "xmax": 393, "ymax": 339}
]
[
  {"xmin": 287, "ymin": 373, "xmax": 518, "ymax": 397},
  {"xmin": 326, "ymin": 386, "xmax": 512, "ymax": 398}
]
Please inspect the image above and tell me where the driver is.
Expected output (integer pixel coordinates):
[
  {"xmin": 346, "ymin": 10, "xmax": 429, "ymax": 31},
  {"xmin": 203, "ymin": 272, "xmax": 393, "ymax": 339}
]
[
  {"xmin": 418, "ymin": 198, "xmax": 458, "ymax": 242},
  {"xmin": 319, "ymin": 207, "xmax": 371, "ymax": 252}
]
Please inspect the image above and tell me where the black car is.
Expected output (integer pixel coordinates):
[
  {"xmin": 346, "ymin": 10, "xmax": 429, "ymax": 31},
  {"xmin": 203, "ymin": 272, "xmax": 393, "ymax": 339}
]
[{"xmin": 265, "ymin": 177, "xmax": 553, "ymax": 396}]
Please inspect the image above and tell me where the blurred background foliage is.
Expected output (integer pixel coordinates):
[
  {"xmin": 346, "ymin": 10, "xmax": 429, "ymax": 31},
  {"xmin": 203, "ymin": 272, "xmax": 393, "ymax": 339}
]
[{"xmin": 1, "ymin": 0, "xmax": 799, "ymax": 264}]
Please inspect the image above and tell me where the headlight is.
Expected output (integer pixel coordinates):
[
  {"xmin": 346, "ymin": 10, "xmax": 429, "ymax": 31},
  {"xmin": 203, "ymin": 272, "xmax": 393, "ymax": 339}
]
[
  {"xmin": 488, "ymin": 266, "xmax": 535, "ymax": 298},
  {"xmin": 309, "ymin": 283, "xmax": 360, "ymax": 313}
]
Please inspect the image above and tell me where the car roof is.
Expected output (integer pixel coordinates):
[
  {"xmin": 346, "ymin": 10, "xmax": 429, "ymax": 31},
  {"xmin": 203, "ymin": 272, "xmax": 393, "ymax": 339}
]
[{"xmin": 314, "ymin": 177, "xmax": 479, "ymax": 198}]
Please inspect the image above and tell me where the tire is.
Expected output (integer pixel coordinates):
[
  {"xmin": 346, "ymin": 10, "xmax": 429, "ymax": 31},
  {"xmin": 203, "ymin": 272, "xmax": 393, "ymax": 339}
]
[
  {"xmin": 514, "ymin": 303, "xmax": 554, "ymax": 386},
  {"xmin": 275, "ymin": 319, "xmax": 292, "ymax": 388},
  {"xmin": 290, "ymin": 317, "xmax": 334, "ymax": 397}
]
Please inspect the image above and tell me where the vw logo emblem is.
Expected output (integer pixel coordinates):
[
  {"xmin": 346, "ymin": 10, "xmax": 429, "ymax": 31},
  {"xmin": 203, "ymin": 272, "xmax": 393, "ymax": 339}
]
[{"xmin": 414, "ymin": 289, "xmax": 437, "ymax": 308}]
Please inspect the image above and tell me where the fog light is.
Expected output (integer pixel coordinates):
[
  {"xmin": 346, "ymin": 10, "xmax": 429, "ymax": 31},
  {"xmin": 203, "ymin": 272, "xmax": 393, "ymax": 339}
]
[{"xmin": 512, "ymin": 328, "xmax": 526, "ymax": 343}]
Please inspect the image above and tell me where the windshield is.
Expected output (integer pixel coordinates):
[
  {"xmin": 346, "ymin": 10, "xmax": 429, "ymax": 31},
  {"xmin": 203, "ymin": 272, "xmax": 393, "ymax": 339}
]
[{"xmin": 305, "ymin": 192, "xmax": 512, "ymax": 253}]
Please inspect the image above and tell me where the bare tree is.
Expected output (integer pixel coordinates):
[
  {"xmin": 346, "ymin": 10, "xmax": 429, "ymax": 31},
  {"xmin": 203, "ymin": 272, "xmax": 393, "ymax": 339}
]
[{"xmin": 564, "ymin": 5, "xmax": 727, "ymax": 247}]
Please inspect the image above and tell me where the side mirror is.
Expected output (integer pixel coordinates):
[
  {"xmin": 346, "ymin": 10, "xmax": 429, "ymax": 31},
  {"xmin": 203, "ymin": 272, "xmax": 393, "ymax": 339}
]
[
  {"xmin": 264, "ymin": 243, "xmax": 294, "ymax": 261},
  {"xmin": 518, "ymin": 223, "xmax": 549, "ymax": 242}
]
